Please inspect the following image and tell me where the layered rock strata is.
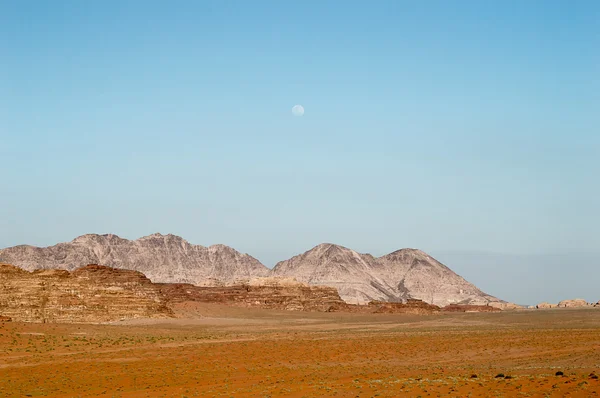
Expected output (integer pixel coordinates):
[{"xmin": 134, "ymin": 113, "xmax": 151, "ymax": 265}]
[
  {"xmin": 159, "ymin": 277, "xmax": 348, "ymax": 312},
  {"xmin": 0, "ymin": 263, "xmax": 172, "ymax": 323}
]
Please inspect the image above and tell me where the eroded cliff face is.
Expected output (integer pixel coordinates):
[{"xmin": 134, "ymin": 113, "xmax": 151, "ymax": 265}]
[{"xmin": 0, "ymin": 263, "xmax": 172, "ymax": 323}]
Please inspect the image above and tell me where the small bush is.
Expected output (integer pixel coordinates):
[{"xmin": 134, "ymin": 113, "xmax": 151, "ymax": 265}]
[
  {"xmin": 470, "ymin": 374, "xmax": 478, "ymax": 379},
  {"xmin": 555, "ymin": 371, "xmax": 564, "ymax": 376},
  {"xmin": 495, "ymin": 373, "xmax": 505, "ymax": 378}
]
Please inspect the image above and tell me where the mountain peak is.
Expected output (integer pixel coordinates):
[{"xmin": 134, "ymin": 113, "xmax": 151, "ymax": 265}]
[
  {"xmin": 307, "ymin": 243, "xmax": 357, "ymax": 256},
  {"xmin": 382, "ymin": 248, "xmax": 430, "ymax": 260}
]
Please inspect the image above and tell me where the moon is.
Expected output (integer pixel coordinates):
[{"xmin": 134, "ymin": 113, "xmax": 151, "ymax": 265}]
[{"xmin": 292, "ymin": 104, "xmax": 305, "ymax": 117}]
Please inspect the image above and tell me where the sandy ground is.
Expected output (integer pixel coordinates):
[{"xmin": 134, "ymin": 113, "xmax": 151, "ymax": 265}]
[{"xmin": 1, "ymin": 304, "xmax": 599, "ymax": 397}]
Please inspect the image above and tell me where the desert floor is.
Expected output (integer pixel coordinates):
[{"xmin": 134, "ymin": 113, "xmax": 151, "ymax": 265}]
[{"xmin": 1, "ymin": 305, "xmax": 599, "ymax": 397}]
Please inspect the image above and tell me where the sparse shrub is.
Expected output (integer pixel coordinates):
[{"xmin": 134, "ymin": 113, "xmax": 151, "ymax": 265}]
[
  {"xmin": 495, "ymin": 373, "xmax": 505, "ymax": 378},
  {"xmin": 555, "ymin": 371, "xmax": 564, "ymax": 376},
  {"xmin": 470, "ymin": 374, "xmax": 477, "ymax": 378}
]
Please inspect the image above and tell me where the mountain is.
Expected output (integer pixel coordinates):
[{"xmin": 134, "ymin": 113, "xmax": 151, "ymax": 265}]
[
  {"xmin": 0, "ymin": 235, "xmax": 502, "ymax": 306},
  {"xmin": 0, "ymin": 233, "xmax": 270, "ymax": 286},
  {"xmin": 272, "ymin": 243, "xmax": 502, "ymax": 306},
  {"xmin": 271, "ymin": 243, "xmax": 399, "ymax": 304}
]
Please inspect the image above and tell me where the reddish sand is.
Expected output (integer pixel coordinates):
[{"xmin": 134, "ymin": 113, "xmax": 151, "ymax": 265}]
[{"xmin": 1, "ymin": 305, "xmax": 599, "ymax": 397}]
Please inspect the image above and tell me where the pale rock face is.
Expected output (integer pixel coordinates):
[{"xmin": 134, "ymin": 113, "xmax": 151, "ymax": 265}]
[
  {"xmin": 557, "ymin": 299, "xmax": 589, "ymax": 308},
  {"xmin": 272, "ymin": 243, "xmax": 502, "ymax": 306},
  {"xmin": 0, "ymin": 233, "xmax": 269, "ymax": 286}
]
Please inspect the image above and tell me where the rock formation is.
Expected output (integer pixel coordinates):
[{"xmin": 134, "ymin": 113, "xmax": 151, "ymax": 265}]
[
  {"xmin": 366, "ymin": 299, "xmax": 440, "ymax": 315},
  {"xmin": 0, "ymin": 235, "xmax": 503, "ymax": 307},
  {"xmin": 0, "ymin": 263, "xmax": 351, "ymax": 321},
  {"xmin": 536, "ymin": 302, "xmax": 558, "ymax": 309},
  {"xmin": 441, "ymin": 304, "xmax": 501, "ymax": 313},
  {"xmin": 0, "ymin": 233, "xmax": 270, "ymax": 286},
  {"xmin": 489, "ymin": 302, "xmax": 523, "ymax": 310},
  {"xmin": 272, "ymin": 243, "xmax": 502, "ymax": 306},
  {"xmin": 0, "ymin": 263, "xmax": 172, "ymax": 323},
  {"xmin": 159, "ymin": 277, "xmax": 348, "ymax": 312},
  {"xmin": 557, "ymin": 299, "xmax": 590, "ymax": 308}
]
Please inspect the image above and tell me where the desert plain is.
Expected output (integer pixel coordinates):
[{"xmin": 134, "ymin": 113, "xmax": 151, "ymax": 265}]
[{"xmin": 1, "ymin": 305, "xmax": 599, "ymax": 398}]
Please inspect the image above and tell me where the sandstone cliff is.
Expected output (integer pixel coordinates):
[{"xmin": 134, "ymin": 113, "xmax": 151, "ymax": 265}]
[
  {"xmin": 272, "ymin": 243, "xmax": 502, "ymax": 306},
  {"xmin": 0, "ymin": 233, "xmax": 269, "ymax": 286},
  {"xmin": 0, "ymin": 263, "xmax": 172, "ymax": 323}
]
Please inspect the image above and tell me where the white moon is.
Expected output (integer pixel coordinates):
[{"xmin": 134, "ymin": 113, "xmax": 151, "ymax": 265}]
[{"xmin": 292, "ymin": 104, "xmax": 304, "ymax": 116}]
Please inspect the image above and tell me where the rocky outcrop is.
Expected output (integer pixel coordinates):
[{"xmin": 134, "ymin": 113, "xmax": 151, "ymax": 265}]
[
  {"xmin": 159, "ymin": 277, "xmax": 348, "ymax": 312},
  {"xmin": 367, "ymin": 299, "xmax": 440, "ymax": 315},
  {"xmin": 535, "ymin": 300, "xmax": 596, "ymax": 309},
  {"xmin": 0, "ymin": 234, "xmax": 270, "ymax": 286},
  {"xmin": 0, "ymin": 263, "xmax": 172, "ymax": 323},
  {"xmin": 441, "ymin": 304, "xmax": 501, "ymax": 313},
  {"xmin": 489, "ymin": 302, "xmax": 523, "ymax": 310},
  {"xmin": 536, "ymin": 302, "xmax": 558, "ymax": 309},
  {"xmin": 557, "ymin": 299, "xmax": 590, "ymax": 308},
  {"xmin": 272, "ymin": 243, "xmax": 502, "ymax": 306}
]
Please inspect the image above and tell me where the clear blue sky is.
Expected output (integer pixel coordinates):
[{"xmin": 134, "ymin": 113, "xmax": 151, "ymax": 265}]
[{"xmin": 1, "ymin": 1, "xmax": 599, "ymax": 302}]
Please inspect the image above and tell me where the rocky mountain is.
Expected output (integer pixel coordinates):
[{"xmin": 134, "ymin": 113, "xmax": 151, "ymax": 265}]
[
  {"xmin": 272, "ymin": 243, "xmax": 502, "ymax": 306},
  {"xmin": 0, "ymin": 235, "xmax": 502, "ymax": 306},
  {"xmin": 0, "ymin": 233, "xmax": 270, "ymax": 286}
]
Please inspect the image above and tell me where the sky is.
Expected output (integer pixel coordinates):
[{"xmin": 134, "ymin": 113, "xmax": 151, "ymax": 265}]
[{"xmin": 1, "ymin": 1, "xmax": 599, "ymax": 304}]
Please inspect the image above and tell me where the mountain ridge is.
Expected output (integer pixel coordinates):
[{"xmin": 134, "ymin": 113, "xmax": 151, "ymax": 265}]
[{"xmin": 0, "ymin": 233, "xmax": 503, "ymax": 306}]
